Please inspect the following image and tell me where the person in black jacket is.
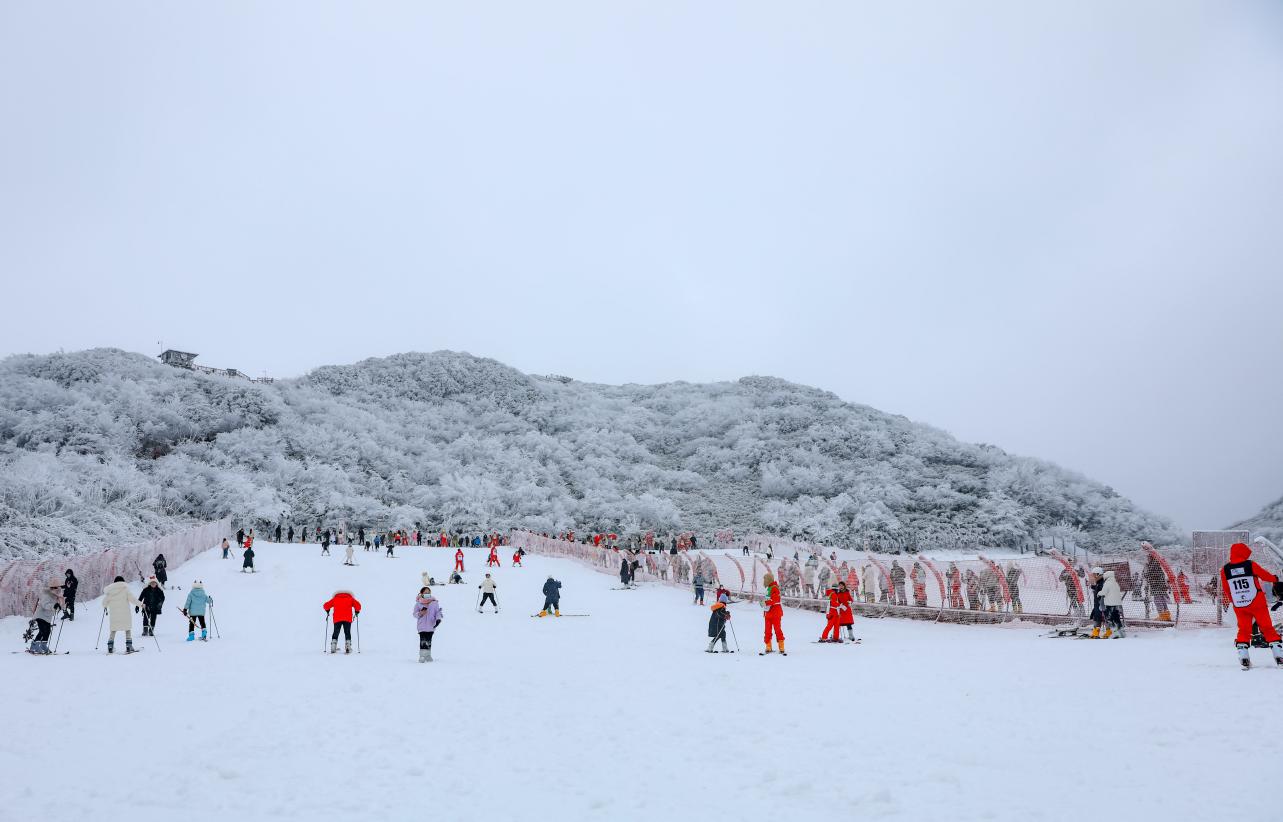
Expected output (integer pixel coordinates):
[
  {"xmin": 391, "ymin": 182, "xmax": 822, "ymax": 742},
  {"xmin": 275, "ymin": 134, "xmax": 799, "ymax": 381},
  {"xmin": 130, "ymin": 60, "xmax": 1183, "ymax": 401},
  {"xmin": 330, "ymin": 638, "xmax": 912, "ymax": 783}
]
[
  {"xmin": 153, "ymin": 554, "xmax": 168, "ymax": 588},
  {"xmin": 275, "ymin": 524, "xmax": 282, "ymax": 542},
  {"xmin": 61, "ymin": 569, "xmax": 79, "ymax": 620},
  {"xmin": 539, "ymin": 576, "xmax": 562, "ymax": 617},
  {"xmin": 242, "ymin": 543, "xmax": 256, "ymax": 573},
  {"xmin": 236, "ymin": 528, "xmax": 245, "ymax": 546},
  {"xmin": 139, "ymin": 576, "xmax": 165, "ymax": 636}
]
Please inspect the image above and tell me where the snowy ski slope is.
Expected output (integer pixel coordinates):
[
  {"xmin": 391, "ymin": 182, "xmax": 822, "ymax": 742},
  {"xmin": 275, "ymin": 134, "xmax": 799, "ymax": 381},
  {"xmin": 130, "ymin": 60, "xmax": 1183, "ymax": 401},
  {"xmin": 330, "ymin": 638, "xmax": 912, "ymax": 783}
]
[{"xmin": 1, "ymin": 543, "xmax": 1278, "ymax": 821}]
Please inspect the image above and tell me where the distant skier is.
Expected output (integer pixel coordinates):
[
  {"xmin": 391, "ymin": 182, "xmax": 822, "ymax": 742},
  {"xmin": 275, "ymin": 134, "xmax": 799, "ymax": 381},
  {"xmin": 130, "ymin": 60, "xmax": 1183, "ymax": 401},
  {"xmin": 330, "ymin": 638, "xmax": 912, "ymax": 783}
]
[
  {"xmin": 102, "ymin": 575, "xmax": 142, "ymax": 654},
  {"xmin": 487, "ymin": 546, "xmax": 500, "ymax": 567},
  {"xmin": 27, "ymin": 579, "xmax": 64, "ymax": 654},
  {"xmin": 153, "ymin": 554, "xmax": 168, "ymax": 588},
  {"xmin": 321, "ymin": 533, "xmax": 331, "ymax": 556},
  {"xmin": 183, "ymin": 581, "xmax": 213, "ymax": 641},
  {"xmin": 324, "ymin": 590, "xmax": 362, "ymax": 654},
  {"xmin": 512, "ymin": 549, "xmax": 523, "ymax": 568},
  {"xmin": 801, "ymin": 563, "xmax": 817, "ymax": 599},
  {"xmin": 760, "ymin": 572, "xmax": 785, "ymax": 655},
  {"xmin": 621, "ymin": 556, "xmax": 633, "ymax": 588},
  {"xmin": 413, "ymin": 587, "xmax": 443, "ymax": 663},
  {"xmin": 1144, "ymin": 554, "xmax": 1172, "ymax": 622},
  {"xmin": 139, "ymin": 576, "xmax": 165, "ymax": 637},
  {"xmin": 478, "ymin": 574, "xmax": 498, "ymax": 613},
  {"xmin": 693, "ymin": 571, "xmax": 705, "ymax": 605},
  {"xmin": 890, "ymin": 561, "xmax": 907, "ymax": 606},
  {"xmin": 837, "ymin": 581, "xmax": 856, "ymax": 641},
  {"xmin": 61, "ymin": 569, "xmax": 78, "ymax": 621},
  {"xmin": 1006, "ymin": 562, "xmax": 1023, "ymax": 614},
  {"xmin": 221, "ymin": 538, "xmax": 231, "ymax": 559},
  {"xmin": 454, "ymin": 549, "xmax": 465, "ymax": 572},
  {"xmin": 1087, "ymin": 567, "xmax": 1106, "ymax": 638},
  {"xmin": 275, "ymin": 524, "xmax": 282, "ymax": 542},
  {"xmin": 1220, "ymin": 542, "xmax": 1283, "ymax": 669},
  {"xmin": 344, "ymin": 543, "xmax": 355, "ymax": 566},
  {"xmin": 287, "ymin": 526, "xmax": 295, "ymax": 543},
  {"xmin": 236, "ymin": 528, "xmax": 245, "ymax": 547},
  {"xmin": 820, "ymin": 583, "xmax": 842, "ymax": 643},
  {"xmin": 242, "ymin": 542, "xmax": 256, "ymax": 573},
  {"xmin": 911, "ymin": 562, "xmax": 928, "ymax": 608},
  {"xmin": 706, "ymin": 594, "xmax": 732, "ymax": 653},
  {"xmin": 539, "ymin": 575, "xmax": 561, "ymax": 617}
]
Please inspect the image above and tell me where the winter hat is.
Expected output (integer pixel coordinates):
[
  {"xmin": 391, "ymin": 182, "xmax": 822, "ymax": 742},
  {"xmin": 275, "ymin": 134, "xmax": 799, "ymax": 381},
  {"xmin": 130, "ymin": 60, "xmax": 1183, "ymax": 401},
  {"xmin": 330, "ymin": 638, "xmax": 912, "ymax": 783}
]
[
  {"xmin": 1091, "ymin": 567, "xmax": 1103, "ymax": 575},
  {"xmin": 1230, "ymin": 543, "xmax": 1252, "ymax": 563},
  {"xmin": 147, "ymin": 576, "xmax": 159, "ymax": 585},
  {"xmin": 113, "ymin": 576, "xmax": 125, "ymax": 583},
  {"xmin": 192, "ymin": 580, "xmax": 204, "ymax": 588}
]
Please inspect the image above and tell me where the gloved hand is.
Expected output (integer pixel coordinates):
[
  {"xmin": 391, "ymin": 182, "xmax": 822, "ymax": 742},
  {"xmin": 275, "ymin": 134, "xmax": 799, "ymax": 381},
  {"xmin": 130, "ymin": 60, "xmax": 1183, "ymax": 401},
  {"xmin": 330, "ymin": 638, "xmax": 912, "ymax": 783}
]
[
  {"xmin": 135, "ymin": 606, "xmax": 140, "ymax": 613},
  {"xmin": 435, "ymin": 620, "xmax": 441, "ymax": 628}
]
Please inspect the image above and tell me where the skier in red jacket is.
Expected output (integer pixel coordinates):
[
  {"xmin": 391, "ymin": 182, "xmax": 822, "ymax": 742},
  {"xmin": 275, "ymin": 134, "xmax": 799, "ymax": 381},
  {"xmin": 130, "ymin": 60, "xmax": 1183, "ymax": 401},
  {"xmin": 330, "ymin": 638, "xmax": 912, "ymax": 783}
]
[
  {"xmin": 487, "ymin": 547, "xmax": 500, "ymax": 567},
  {"xmin": 820, "ymin": 584, "xmax": 842, "ymax": 643},
  {"xmin": 512, "ymin": 549, "xmax": 523, "ymax": 567},
  {"xmin": 836, "ymin": 581, "xmax": 856, "ymax": 641},
  {"xmin": 454, "ymin": 549, "xmax": 465, "ymax": 572},
  {"xmin": 1220, "ymin": 543, "xmax": 1283, "ymax": 669},
  {"xmin": 323, "ymin": 590, "xmax": 362, "ymax": 654},
  {"xmin": 761, "ymin": 572, "xmax": 786, "ymax": 655}
]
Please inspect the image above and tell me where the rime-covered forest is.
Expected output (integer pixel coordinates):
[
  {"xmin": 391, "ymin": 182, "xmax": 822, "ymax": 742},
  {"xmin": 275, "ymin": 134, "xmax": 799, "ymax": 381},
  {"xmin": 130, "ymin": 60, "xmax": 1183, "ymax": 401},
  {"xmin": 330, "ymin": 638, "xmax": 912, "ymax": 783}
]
[{"xmin": 0, "ymin": 348, "xmax": 1185, "ymax": 559}]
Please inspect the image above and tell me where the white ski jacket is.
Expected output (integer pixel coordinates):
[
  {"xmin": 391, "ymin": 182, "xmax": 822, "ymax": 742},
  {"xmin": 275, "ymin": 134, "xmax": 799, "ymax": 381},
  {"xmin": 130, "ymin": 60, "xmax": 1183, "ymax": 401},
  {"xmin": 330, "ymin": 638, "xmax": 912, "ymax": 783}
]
[{"xmin": 1100, "ymin": 571, "xmax": 1123, "ymax": 607}]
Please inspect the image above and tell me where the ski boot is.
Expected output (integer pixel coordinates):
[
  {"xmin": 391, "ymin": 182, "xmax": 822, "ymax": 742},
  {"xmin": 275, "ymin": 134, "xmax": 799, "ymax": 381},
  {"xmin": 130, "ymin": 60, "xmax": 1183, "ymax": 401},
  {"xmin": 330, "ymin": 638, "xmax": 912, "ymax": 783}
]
[
  {"xmin": 760, "ymin": 642, "xmax": 774, "ymax": 655},
  {"xmin": 1103, "ymin": 628, "xmax": 1112, "ymax": 639},
  {"xmin": 554, "ymin": 609, "xmax": 560, "ymax": 617},
  {"xmin": 330, "ymin": 640, "xmax": 338, "ymax": 654},
  {"xmin": 1272, "ymin": 641, "xmax": 1283, "ymax": 667},
  {"xmin": 706, "ymin": 639, "xmax": 718, "ymax": 653},
  {"xmin": 345, "ymin": 641, "xmax": 352, "ymax": 655},
  {"xmin": 1114, "ymin": 625, "xmax": 1126, "ymax": 639},
  {"xmin": 779, "ymin": 641, "xmax": 787, "ymax": 656},
  {"xmin": 1090, "ymin": 627, "xmax": 1100, "ymax": 639},
  {"xmin": 107, "ymin": 639, "xmax": 114, "ymax": 654},
  {"xmin": 538, "ymin": 610, "xmax": 547, "ymax": 618},
  {"xmin": 1238, "ymin": 642, "xmax": 1252, "ymax": 669},
  {"xmin": 424, "ymin": 648, "xmax": 432, "ymax": 662},
  {"xmin": 187, "ymin": 632, "xmax": 195, "ymax": 642},
  {"xmin": 125, "ymin": 638, "xmax": 135, "ymax": 654},
  {"xmin": 419, "ymin": 648, "xmax": 429, "ymax": 663},
  {"xmin": 201, "ymin": 629, "xmax": 208, "ymax": 641}
]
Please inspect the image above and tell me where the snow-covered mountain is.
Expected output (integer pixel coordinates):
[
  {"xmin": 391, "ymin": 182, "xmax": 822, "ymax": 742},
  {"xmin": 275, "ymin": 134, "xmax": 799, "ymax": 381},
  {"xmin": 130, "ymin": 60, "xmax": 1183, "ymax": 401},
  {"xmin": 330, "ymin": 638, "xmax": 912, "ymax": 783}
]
[
  {"xmin": 0, "ymin": 348, "xmax": 1182, "ymax": 558},
  {"xmin": 1230, "ymin": 496, "xmax": 1283, "ymax": 545}
]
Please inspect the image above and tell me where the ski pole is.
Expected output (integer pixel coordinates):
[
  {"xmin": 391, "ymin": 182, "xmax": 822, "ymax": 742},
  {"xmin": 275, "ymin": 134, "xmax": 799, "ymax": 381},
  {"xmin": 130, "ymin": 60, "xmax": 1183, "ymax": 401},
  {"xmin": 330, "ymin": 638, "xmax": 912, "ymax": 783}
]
[
  {"xmin": 149, "ymin": 613, "xmax": 162, "ymax": 653},
  {"xmin": 95, "ymin": 608, "xmax": 106, "ymax": 650},
  {"xmin": 475, "ymin": 587, "xmax": 483, "ymax": 612},
  {"xmin": 727, "ymin": 619, "xmax": 740, "ymax": 652},
  {"xmin": 210, "ymin": 606, "xmax": 221, "ymax": 639},
  {"xmin": 323, "ymin": 614, "xmax": 330, "ymax": 653},
  {"xmin": 355, "ymin": 614, "xmax": 361, "ymax": 654},
  {"xmin": 53, "ymin": 617, "xmax": 65, "ymax": 654}
]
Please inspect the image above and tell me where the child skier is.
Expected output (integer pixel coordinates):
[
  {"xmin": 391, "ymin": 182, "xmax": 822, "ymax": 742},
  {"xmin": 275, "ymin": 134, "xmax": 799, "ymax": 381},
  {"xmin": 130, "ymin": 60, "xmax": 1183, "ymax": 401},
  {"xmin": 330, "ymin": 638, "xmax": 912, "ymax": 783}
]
[
  {"xmin": 183, "ymin": 581, "xmax": 213, "ymax": 641},
  {"xmin": 539, "ymin": 575, "xmax": 561, "ymax": 617},
  {"xmin": 512, "ymin": 549, "xmax": 523, "ymax": 567},
  {"xmin": 706, "ymin": 594, "xmax": 732, "ymax": 653},
  {"xmin": 323, "ymin": 590, "xmax": 362, "ymax": 654},
  {"xmin": 139, "ymin": 576, "xmax": 165, "ymax": 637},
  {"xmin": 412, "ymin": 587, "xmax": 443, "ymax": 663},
  {"xmin": 102, "ymin": 575, "xmax": 142, "ymax": 654},
  {"xmin": 486, "ymin": 546, "xmax": 500, "ymax": 567},
  {"xmin": 344, "ymin": 544, "xmax": 356, "ymax": 566},
  {"xmin": 242, "ymin": 541, "xmax": 256, "ymax": 573},
  {"xmin": 478, "ymin": 574, "xmax": 498, "ymax": 612},
  {"xmin": 1220, "ymin": 543, "xmax": 1283, "ymax": 669},
  {"xmin": 760, "ymin": 572, "xmax": 786, "ymax": 655}
]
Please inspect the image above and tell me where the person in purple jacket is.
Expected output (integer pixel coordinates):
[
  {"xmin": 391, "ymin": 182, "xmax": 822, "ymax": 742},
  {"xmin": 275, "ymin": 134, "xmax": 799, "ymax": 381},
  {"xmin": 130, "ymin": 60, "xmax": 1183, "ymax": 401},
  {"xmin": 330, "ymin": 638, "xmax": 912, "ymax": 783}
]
[{"xmin": 412, "ymin": 587, "xmax": 443, "ymax": 663}]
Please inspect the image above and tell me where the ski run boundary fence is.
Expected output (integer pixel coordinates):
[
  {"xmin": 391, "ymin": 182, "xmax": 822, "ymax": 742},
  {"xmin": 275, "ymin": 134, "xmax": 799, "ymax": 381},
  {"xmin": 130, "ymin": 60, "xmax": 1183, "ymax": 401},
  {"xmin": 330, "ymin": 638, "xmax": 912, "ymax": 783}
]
[
  {"xmin": 0, "ymin": 519, "xmax": 230, "ymax": 619},
  {"xmin": 510, "ymin": 530, "xmax": 1281, "ymax": 629}
]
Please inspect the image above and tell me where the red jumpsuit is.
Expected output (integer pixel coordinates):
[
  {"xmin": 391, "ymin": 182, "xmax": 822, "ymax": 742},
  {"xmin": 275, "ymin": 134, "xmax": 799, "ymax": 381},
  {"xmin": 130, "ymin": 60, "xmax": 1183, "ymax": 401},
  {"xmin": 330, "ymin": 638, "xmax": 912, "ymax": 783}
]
[
  {"xmin": 512, "ymin": 551, "xmax": 522, "ymax": 567},
  {"xmin": 762, "ymin": 581, "xmax": 785, "ymax": 649},
  {"xmin": 1221, "ymin": 543, "xmax": 1280, "ymax": 644},
  {"xmin": 487, "ymin": 549, "xmax": 500, "ymax": 567},
  {"xmin": 837, "ymin": 588, "xmax": 854, "ymax": 628},
  {"xmin": 821, "ymin": 588, "xmax": 842, "ymax": 641},
  {"xmin": 454, "ymin": 549, "xmax": 465, "ymax": 572}
]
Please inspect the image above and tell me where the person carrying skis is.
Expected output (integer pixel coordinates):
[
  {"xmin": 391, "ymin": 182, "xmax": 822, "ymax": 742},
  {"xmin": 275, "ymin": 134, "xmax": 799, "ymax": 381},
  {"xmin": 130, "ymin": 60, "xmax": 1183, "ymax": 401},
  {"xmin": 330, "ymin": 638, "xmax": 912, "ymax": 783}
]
[
  {"xmin": 61, "ymin": 569, "xmax": 78, "ymax": 621},
  {"xmin": 761, "ymin": 572, "xmax": 786, "ymax": 655},
  {"xmin": 139, "ymin": 576, "xmax": 165, "ymax": 637},
  {"xmin": 478, "ymin": 574, "xmax": 498, "ymax": 612},
  {"xmin": 183, "ymin": 581, "xmax": 213, "ymax": 641},
  {"xmin": 539, "ymin": 575, "xmax": 561, "ymax": 617},
  {"xmin": 1220, "ymin": 542, "xmax": 1283, "ymax": 668},
  {"xmin": 706, "ymin": 593, "xmax": 732, "ymax": 653},
  {"xmin": 153, "ymin": 554, "xmax": 168, "ymax": 588},
  {"xmin": 413, "ymin": 587, "xmax": 443, "ymax": 663},
  {"xmin": 323, "ymin": 590, "xmax": 362, "ymax": 654},
  {"xmin": 242, "ymin": 541, "xmax": 256, "ymax": 573},
  {"xmin": 28, "ymin": 579, "xmax": 64, "ymax": 654},
  {"xmin": 454, "ymin": 548, "xmax": 465, "ymax": 572},
  {"xmin": 102, "ymin": 575, "xmax": 142, "ymax": 654},
  {"xmin": 1099, "ymin": 569, "xmax": 1125, "ymax": 638}
]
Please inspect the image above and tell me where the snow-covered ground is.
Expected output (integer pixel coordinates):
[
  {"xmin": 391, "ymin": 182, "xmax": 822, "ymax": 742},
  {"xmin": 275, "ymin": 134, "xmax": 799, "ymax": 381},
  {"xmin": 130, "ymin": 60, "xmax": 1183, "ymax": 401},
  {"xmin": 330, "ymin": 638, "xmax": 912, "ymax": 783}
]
[{"xmin": 3, "ymin": 543, "xmax": 1278, "ymax": 821}]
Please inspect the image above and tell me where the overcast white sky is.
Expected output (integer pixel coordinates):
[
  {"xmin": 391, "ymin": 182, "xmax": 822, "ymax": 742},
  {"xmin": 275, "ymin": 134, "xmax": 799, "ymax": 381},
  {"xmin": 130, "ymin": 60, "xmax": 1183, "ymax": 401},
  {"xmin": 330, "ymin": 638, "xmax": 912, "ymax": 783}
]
[{"xmin": 2, "ymin": 2, "xmax": 1281, "ymax": 531}]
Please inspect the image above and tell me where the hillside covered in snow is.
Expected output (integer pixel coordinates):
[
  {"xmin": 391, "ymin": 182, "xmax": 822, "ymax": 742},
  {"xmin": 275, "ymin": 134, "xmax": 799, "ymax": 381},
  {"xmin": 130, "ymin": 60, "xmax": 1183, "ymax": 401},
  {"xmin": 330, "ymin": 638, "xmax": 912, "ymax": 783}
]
[
  {"xmin": 0, "ymin": 348, "xmax": 1182, "ymax": 558},
  {"xmin": 1231, "ymin": 495, "xmax": 1283, "ymax": 545}
]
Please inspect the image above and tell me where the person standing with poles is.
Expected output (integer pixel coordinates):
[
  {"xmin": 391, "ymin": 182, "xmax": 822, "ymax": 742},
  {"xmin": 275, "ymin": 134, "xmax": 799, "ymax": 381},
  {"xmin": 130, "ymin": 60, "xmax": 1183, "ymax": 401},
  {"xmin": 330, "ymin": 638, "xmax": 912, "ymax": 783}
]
[
  {"xmin": 27, "ymin": 579, "xmax": 64, "ymax": 654},
  {"xmin": 183, "ymin": 581, "xmax": 213, "ymax": 641},
  {"xmin": 242, "ymin": 540, "xmax": 256, "ymax": 573},
  {"xmin": 61, "ymin": 569, "xmax": 78, "ymax": 621},
  {"xmin": 152, "ymin": 554, "xmax": 168, "ymax": 589},
  {"xmin": 706, "ymin": 593, "xmax": 732, "ymax": 653},
  {"xmin": 454, "ymin": 548, "xmax": 466, "ymax": 573},
  {"xmin": 478, "ymin": 574, "xmax": 498, "ymax": 613},
  {"xmin": 102, "ymin": 576, "xmax": 142, "ymax": 654},
  {"xmin": 323, "ymin": 590, "xmax": 361, "ymax": 654},
  {"xmin": 413, "ymin": 587, "xmax": 443, "ymax": 662},
  {"xmin": 760, "ymin": 572, "xmax": 786, "ymax": 655},
  {"xmin": 1221, "ymin": 542, "xmax": 1283, "ymax": 669},
  {"xmin": 139, "ymin": 576, "xmax": 165, "ymax": 637},
  {"xmin": 538, "ymin": 575, "xmax": 561, "ymax": 617}
]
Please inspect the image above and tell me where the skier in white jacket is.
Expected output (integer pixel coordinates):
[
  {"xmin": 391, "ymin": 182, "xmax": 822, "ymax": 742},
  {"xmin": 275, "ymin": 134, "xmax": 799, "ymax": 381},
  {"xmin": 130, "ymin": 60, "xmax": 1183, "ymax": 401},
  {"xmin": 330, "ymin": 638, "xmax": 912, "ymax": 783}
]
[
  {"xmin": 102, "ymin": 576, "xmax": 142, "ymax": 654},
  {"xmin": 1100, "ymin": 569, "xmax": 1125, "ymax": 638},
  {"xmin": 478, "ymin": 574, "xmax": 498, "ymax": 613}
]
